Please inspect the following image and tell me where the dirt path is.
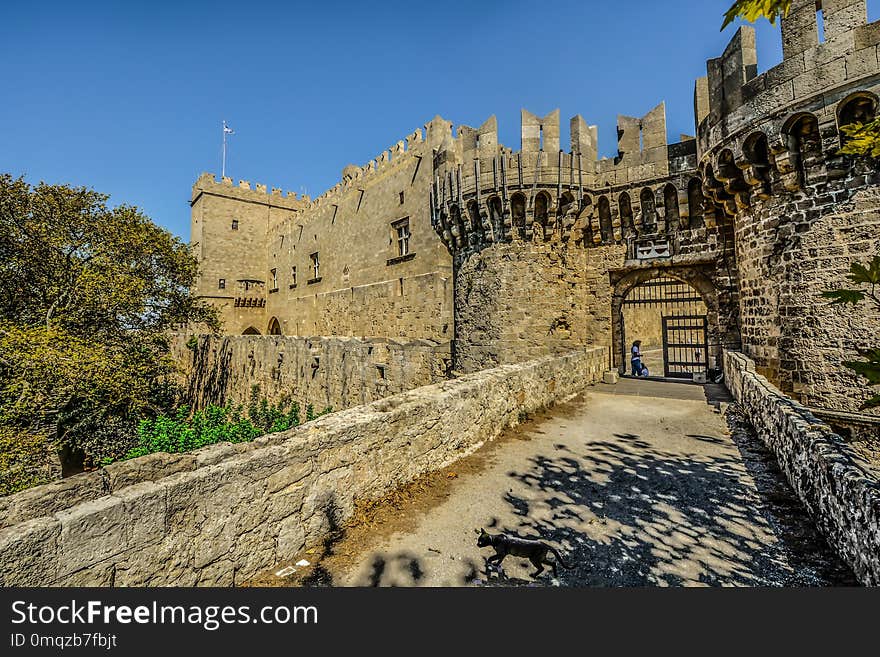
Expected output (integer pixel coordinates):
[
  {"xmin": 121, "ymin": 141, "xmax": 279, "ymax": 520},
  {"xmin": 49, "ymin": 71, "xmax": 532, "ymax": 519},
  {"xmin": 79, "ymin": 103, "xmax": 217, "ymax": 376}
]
[{"xmin": 249, "ymin": 379, "xmax": 855, "ymax": 587}]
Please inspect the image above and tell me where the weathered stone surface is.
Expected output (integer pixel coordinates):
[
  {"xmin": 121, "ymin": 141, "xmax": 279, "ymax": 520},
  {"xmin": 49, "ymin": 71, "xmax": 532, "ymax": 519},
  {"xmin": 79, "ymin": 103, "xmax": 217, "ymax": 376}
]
[
  {"xmin": 725, "ymin": 350, "xmax": 880, "ymax": 585},
  {"xmin": 0, "ymin": 516, "xmax": 60, "ymax": 586}
]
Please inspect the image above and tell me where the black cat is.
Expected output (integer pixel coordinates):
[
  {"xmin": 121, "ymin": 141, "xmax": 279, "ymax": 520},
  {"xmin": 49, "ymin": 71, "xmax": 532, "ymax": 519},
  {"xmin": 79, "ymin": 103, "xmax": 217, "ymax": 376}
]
[{"xmin": 476, "ymin": 528, "xmax": 572, "ymax": 578}]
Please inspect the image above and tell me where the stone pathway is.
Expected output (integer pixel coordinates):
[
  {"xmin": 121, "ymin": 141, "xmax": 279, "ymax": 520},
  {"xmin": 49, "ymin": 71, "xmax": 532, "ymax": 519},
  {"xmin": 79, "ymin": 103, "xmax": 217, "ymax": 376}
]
[{"xmin": 286, "ymin": 379, "xmax": 857, "ymax": 586}]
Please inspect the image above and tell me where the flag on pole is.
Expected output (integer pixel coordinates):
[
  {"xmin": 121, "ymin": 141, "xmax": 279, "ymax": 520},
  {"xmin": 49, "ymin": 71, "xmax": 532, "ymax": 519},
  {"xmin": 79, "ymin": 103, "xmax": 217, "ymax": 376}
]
[{"xmin": 224, "ymin": 125, "xmax": 234, "ymax": 134}]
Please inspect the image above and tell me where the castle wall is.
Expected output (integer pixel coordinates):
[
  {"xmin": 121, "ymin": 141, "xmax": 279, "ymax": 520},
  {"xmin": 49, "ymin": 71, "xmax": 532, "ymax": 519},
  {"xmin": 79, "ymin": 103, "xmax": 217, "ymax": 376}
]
[
  {"xmin": 171, "ymin": 335, "xmax": 451, "ymax": 414},
  {"xmin": 698, "ymin": 3, "xmax": 880, "ymax": 412},
  {"xmin": 265, "ymin": 129, "xmax": 453, "ymax": 339},
  {"xmin": 0, "ymin": 349, "xmax": 607, "ymax": 586},
  {"xmin": 452, "ymin": 241, "xmax": 617, "ymax": 373},
  {"xmin": 725, "ymin": 349, "xmax": 880, "ymax": 585}
]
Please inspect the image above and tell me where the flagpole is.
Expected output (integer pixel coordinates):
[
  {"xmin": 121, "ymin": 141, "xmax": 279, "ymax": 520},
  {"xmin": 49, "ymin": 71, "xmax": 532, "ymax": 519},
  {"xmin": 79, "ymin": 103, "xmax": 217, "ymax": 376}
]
[{"xmin": 222, "ymin": 120, "xmax": 227, "ymax": 179}]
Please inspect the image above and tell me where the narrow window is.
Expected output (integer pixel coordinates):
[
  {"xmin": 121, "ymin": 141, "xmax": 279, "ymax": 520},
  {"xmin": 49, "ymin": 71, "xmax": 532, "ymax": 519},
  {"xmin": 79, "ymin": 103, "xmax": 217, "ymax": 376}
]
[
  {"xmin": 394, "ymin": 218, "xmax": 411, "ymax": 257},
  {"xmin": 291, "ymin": 266, "xmax": 297, "ymax": 287},
  {"xmin": 231, "ymin": 219, "xmax": 239, "ymax": 230},
  {"xmin": 270, "ymin": 268, "xmax": 277, "ymax": 290},
  {"xmin": 310, "ymin": 252, "xmax": 320, "ymax": 280},
  {"xmin": 218, "ymin": 278, "xmax": 226, "ymax": 290},
  {"xmin": 376, "ymin": 364, "xmax": 386, "ymax": 380},
  {"xmin": 399, "ymin": 191, "xmax": 405, "ymax": 204}
]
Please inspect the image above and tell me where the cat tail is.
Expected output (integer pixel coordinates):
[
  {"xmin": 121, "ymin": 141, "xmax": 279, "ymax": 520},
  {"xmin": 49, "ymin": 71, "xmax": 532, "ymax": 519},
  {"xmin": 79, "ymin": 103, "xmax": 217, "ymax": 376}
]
[{"xmin": 550, "ymin": 546, "xmax": 572, "ymax": 570}]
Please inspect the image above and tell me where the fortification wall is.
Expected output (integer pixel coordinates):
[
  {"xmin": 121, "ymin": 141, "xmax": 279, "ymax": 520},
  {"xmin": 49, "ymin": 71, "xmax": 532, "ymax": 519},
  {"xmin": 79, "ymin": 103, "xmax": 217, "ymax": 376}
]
[
  {"xmin": 171, "ymin": 335, "xmax": 451, "ymax": 413},
  {"xmin": 452, "ymin": 241, "xmax": 617, "ymax": 373},
  {"xmin": 0, "ymin": 349, "xmax": 607, "ymax": 586},
  {"xmin": 697, "ymin": 2, "xmax": 880, "ymax": 411},
  {"xmin": 724, "ymin": 350, "xmax": 880, "ymax": 585}
]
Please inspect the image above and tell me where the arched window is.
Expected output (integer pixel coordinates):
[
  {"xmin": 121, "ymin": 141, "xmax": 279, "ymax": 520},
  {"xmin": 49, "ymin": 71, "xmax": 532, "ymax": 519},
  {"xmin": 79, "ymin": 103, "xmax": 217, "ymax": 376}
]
[
  {"xmin": 618, "ymin": 192, "xmax": 634, "ymax": 235},
  {"xmin": 267, "ymin": 318, "xmax": 282, "ymax": 335},
  {"xmin": 783, "ymin": 113, "xmax": 822, "ymax": 187},
  {"xmin": 663, "ymin": 184, "xmax": 679, "ymax": 232},
  {"xmin": 511, "ymin": 193, "xmax": 526, "ymax": 238},
  {"xmin": 640, "ymin": 188, "xmax": 657, "ymax": 231},
  {"xmin": 467, "ymin": 200, "xmax": 483, "ymax": 238},
  {"xmin": 487, "ymin": 195, "xmax": 503, "ymax": 234},
  {"xmin": 598, "ymin": 196, "xmax": 613, "ymax": 242},
  {"xmin": 837, "ymin": 92, "xmax": 878, "ymax": 148},
  {"xmin": 743, "ymin": 132, "xmax": 772, "ymax": 196},
  {"xmin": 243, "ymin": 326, "xmax": 261, "ymax": 335},
  {"xmin": 687, "ymin": 178, "xmax": 704, "ymax": 229},
  {"xmin": 534, "ymin": 192, "xmax": 551, "ymax": 240}
]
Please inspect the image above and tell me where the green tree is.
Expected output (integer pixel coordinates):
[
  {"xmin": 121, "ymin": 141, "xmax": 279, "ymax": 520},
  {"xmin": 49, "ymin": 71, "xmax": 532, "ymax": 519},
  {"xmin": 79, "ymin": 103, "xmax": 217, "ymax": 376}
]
[
  {"xmin": 723, "ymin": 1, "xmax": 880, "ymax": 157},
  {"xmin": 822, "ymin": 256, "xmax": 880, "ymax": 409},
  {"xmin": 0, "ymin": 174, "xmax": 219, "ymax": 493}
]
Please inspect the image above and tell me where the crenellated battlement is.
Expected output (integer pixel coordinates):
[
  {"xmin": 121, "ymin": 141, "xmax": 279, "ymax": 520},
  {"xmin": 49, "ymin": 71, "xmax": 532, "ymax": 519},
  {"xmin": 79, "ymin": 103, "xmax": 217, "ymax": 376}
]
[
  {"xmin": 191, "ymin": 172, "xmax": 307, "ymax": 210},
  {"xmin": 696, "ymin": 0, "xmax": 880, "ymax": 221},
  {"xmin": 429, "ymin": 104, "xmax": 703, "ymax": 254}
]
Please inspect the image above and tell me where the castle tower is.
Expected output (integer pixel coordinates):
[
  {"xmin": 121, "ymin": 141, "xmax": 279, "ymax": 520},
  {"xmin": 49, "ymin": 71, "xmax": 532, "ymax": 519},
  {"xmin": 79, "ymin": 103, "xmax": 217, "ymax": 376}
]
[
  {"xmin": 696, "ymin": 2, "xmax": 880, "ymax": 412},
  {"xmin": 190, "ymin": 174, "xmax": 304, "ymax": 334}
]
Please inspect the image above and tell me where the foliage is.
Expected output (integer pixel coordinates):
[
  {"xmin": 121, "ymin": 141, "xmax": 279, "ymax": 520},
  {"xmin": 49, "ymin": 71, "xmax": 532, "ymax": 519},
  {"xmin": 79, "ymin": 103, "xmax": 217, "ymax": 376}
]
[
  {"xmin": 822, "ymin": 255, "xmax": 880, "ymax": 409},
  {"xmin": 124, "ymin": 397, "xmax": 331, "ymax": 460},
  {"xmin": 839, "ymin": 119, "xmax": 880, "ymax": 159},
  {"xmin": 722, "ymin": 0, "xmax": 792, "ymax": 30},
  {"xmin": 0, "ymin": 174, "xmax": 219, "ymax": 492}
]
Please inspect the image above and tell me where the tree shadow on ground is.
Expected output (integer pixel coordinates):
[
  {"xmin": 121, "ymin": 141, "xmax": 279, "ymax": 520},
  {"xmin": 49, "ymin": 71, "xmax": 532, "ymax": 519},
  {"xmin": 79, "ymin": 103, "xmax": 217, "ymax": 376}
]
[{"xmin": 493, "ymin": 411, "xmax": 856, "ymax": 587}]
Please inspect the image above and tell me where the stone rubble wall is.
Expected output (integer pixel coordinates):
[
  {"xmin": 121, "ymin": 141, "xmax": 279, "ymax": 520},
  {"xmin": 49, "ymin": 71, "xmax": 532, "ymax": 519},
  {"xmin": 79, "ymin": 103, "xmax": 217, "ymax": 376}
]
[
  {"xmin": 0, "ymin": 348, "xmax": 606, "ymax": 586},
  {"xmin": 171, "ymin": 334, "xmax": 452, "ymax": 412},
  {"xmin": 724, "ymin": 350, "xmax": 880, "ymax": 585}
]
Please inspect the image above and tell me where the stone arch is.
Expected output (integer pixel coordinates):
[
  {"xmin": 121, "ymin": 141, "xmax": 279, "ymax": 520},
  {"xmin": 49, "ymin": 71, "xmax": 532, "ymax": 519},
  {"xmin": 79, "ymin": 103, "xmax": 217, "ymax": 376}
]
[
  {"xmin": 486, "ymin": 195, "xmax": 503, "ymax": 236},
  {"xmin": 837, "ymin": 91, "xmax": 878, "ymax": 148},
  {"xmin": 577, "ymin": 195, "xmax": 594, "ymax": 243},
  {"xmin": 511, "ymin": 192, "xmax": 527, "ymax": 239},
  {"xmin": 449, "ymin": 204, "xmax": 465, "ymax": 246},
  {"xmin": 618, "ymin": 191, "xmax": 635, "ymax": 236},
  {"xmin": 597, "ymin": 195, "xmax": 613, "ymax": 242},
  {"xmin": 782, "ymin": 112, "xmax": 822, "ymax": 187},
  {"xmin": 467, "ymin": 199, "xmax": 483, "ymax": 241},
  {"xmin": 534, "ymin": 191, "xmax": 551, "ymax": 239},
  {"xmin": 687, "ymin": 177, "xmax": 705, "ymax": 229},
  {"xmin": 267, "ymin": 317, "xmax": 282, "ymax": 335},
  {"xmin": 640, "ymin": 187, "xmax": 657, "ymax": 231},
  {"xmin": 243, "ymin": 326, "xmax": 261, "ymax": 335},
  {"xmin": 742, "ymin": 131, "xmax": 772, "ymax": 197},
  {"xmin": 663, "ymin": 183, "xmax": 679, "ymax": 233},
  {"xmin": 610, "ymin": 267, "xmax": 721, "ymax": 376},
  {"xmin": 717, "ymin": 148, "xmax": 749, "ymax": 201}
]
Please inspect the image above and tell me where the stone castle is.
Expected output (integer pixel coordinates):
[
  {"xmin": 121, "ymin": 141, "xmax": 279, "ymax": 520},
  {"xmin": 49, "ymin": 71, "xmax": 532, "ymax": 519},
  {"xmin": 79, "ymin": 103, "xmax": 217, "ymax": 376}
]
[
  {"xmin": 191, "ymin": 0, "xmax": 879, "ymax": 423},
  {"xmin": 3, "ymin": 0, "xmax": 880, "ymax": 588}
]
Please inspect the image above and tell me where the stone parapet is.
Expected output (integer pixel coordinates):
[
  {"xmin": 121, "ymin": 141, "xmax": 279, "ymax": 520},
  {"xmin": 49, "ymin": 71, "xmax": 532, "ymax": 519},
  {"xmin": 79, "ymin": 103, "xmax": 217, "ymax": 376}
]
[
  {"xmin": 724, "ymin": 349, "xmax": 880, "ymax": 585},
  {"xmin": 0, "ymin": 348, "xmax": 606, "ymax": 586}
]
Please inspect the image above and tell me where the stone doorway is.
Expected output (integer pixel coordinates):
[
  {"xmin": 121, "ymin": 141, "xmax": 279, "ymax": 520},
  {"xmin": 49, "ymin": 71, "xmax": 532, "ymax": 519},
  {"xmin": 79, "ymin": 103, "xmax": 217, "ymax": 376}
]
[{"xmin": 611, "ymin": 270, "xmax": 717, "ymax": 379}]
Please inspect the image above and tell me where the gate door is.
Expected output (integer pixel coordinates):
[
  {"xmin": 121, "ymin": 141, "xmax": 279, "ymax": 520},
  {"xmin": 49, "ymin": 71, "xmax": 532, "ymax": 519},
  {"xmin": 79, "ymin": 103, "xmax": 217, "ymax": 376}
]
[{"xmin": 662, "ymin": 315, "xmax": 708, "ymax": 379}]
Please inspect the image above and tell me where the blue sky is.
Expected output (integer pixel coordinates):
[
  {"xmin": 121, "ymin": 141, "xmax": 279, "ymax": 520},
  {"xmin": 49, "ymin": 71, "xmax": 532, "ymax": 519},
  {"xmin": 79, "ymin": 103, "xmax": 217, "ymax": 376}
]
[{"xmin": 2, "ymin": 1, "xmax": 877, "ymax": 238}]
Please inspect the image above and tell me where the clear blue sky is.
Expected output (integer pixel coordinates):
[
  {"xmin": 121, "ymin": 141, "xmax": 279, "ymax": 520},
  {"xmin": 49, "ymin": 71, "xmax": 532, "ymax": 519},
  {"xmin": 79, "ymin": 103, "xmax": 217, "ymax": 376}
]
[{"xmin": 3, "ymin": 1, "xmax": 877, "ymax": 239}]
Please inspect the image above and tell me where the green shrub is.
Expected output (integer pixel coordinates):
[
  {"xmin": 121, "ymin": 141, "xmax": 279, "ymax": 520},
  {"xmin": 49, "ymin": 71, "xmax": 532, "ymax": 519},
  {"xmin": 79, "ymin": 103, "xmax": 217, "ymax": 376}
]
[{"xmin": 123, "ymin": 397, "xmax": 331, "ymax": 461}]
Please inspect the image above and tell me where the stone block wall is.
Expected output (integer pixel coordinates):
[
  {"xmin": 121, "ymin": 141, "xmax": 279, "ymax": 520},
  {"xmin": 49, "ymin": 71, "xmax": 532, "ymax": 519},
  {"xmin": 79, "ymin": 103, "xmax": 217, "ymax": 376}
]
[
  {"xmin": 724, "ymin": 350, "xmax": 880, "ymax": 585},
  {"xmin": 0, "ymin": 348, "xmax": 606, "ymax": 586},
  {"xmin": 171, "ymin": 335, "xmax": 452, "ymax": 413},
  {"xmin": 452, "ymin": 241, "xmax": 615, "ymax": 373}
]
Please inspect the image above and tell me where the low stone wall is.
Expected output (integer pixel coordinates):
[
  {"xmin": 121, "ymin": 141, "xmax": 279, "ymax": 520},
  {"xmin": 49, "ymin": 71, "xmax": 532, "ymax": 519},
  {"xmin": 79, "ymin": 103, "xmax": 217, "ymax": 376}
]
[
  {"xmin": 172, "ymin": 335, "xmax": 452, "ymax": 412},
  {"xmin": 724, "ymin": 350, "xmax": 880, "ymax": 585},
  {"xmin": 0, "ymin": 347, "xmax": 606, "ymax": 586}
]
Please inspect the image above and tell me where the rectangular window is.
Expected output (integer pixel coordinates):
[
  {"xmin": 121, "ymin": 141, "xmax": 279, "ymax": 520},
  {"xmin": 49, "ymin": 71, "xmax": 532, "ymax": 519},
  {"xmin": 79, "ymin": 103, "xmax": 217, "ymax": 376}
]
[
  {"xmin": 399, "ymin": 191, "xmax": 405, "ymax": 204},
  {"xmin": 291, "ymin": 266, "xmax": 297, "ymax": 288},
  {"xmin": 270, "ymin": 268, "xmax": 277, "ymax": 290},
  {"xmin": 394, "ymin": 218, "xmax": 410, "ymax": 257},
  {"xmin": 231, "ymin": 219, "xmax": 239, "ymax": 230},
  {"xmin": 310, "ymin": 252, "xmax": 320, "ymax": 281},
  {"xmin": 218, "ymin": 278, "xmax": 226, "ymax": 290}
]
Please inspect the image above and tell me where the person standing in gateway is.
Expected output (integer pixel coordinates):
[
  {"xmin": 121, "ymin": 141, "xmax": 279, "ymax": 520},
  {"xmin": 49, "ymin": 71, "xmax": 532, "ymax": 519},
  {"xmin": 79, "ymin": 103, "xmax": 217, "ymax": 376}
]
[{"xmin": 631, "ymin": 340, "xmax": 644, "ymax": 377}]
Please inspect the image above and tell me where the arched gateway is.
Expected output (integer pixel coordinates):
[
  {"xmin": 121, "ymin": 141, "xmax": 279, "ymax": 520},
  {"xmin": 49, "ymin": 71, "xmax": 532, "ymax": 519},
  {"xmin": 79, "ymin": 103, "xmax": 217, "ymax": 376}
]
[{"xmin": 611, "ymin": 268, "xmax": 722, "ymax": 380}]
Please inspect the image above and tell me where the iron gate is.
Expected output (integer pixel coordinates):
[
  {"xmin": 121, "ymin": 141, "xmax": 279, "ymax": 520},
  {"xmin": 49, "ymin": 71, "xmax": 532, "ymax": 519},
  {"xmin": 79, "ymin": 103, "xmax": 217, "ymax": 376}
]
[{"xmin": 662, "ymin": 315, "xmax": 709, "ymax": 379}]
